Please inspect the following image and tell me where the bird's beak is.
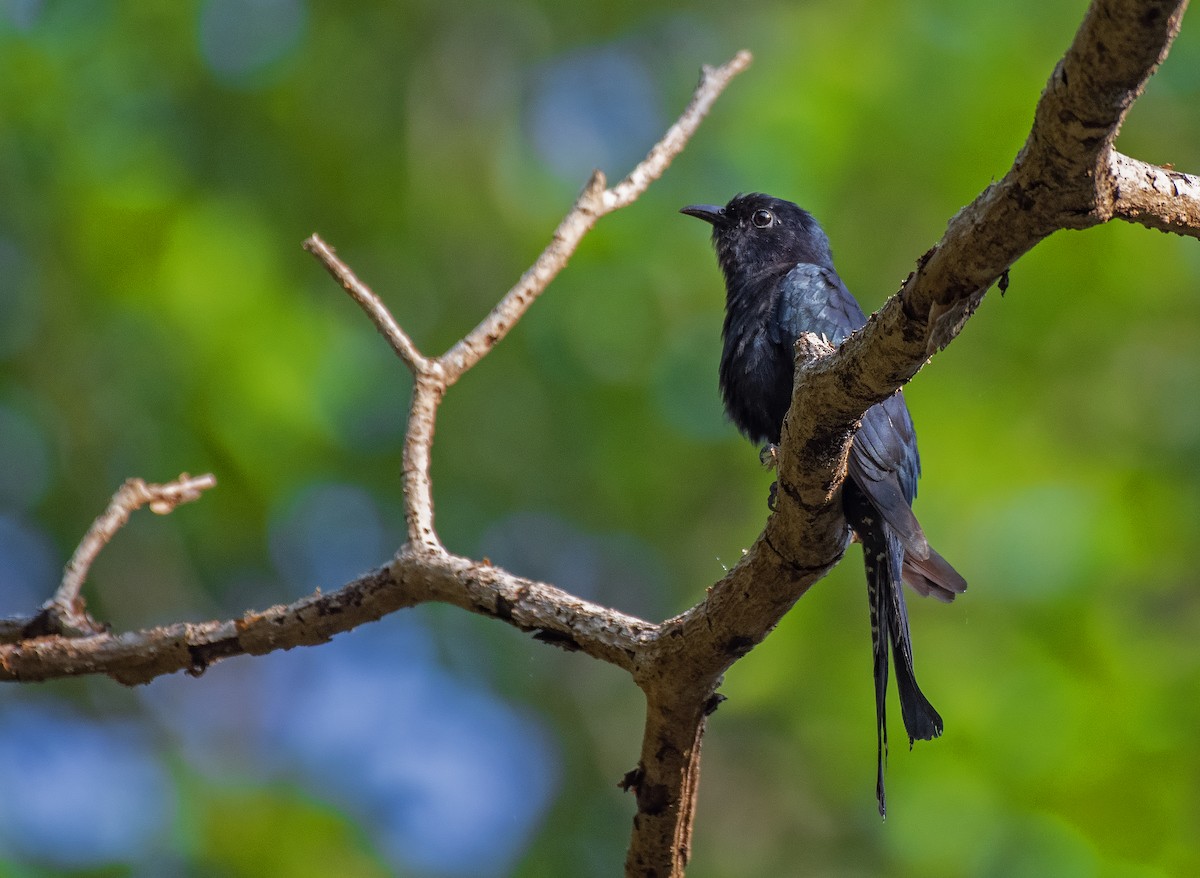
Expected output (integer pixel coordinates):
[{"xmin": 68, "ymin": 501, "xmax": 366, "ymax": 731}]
[{"xmin": 680, "ymin": 204, "xmax": 725, "ymax": 225}]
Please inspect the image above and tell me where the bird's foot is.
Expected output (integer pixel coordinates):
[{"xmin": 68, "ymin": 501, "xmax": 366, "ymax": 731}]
[
  {"xmin": 759, "ymin": 443, "xmax": 779, "ymax": 470},
  {"xmin": 762, "ymin": 445, "xmax": 781, "ymax": 510}
]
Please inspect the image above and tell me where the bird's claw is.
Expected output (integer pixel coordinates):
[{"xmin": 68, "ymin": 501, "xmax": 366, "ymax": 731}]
[
  {"xmin": 759, "ymin": 443, "xmax": 779, "ymax": 470},
  {"xmin": 762, "ymin": 444, "xmax": 780, "ymax": 510}
]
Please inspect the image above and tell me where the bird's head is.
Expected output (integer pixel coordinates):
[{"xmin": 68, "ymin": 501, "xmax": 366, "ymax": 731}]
[{"xmin": 681, "ymin": 193, "xmax": 834, "ymax": 278}]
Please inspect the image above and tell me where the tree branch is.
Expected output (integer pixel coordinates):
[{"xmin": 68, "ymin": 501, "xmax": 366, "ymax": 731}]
[
  {"xmin": 303, "ymin": 234, "xmax": 429, "ymax": 374},
  {"xmin": 439, "ymin": 50, "xmax": 754, "ymax": 385},
  {"xmin": 618, "ymin": 2, "xmax": 1195, "ymax": 873},
  {"xmin": 1108, "ymin": 151, "xmax": 1200, "ymax": 234},
  {"xmin": 1, "ymin": 52, "xmax": 753, "ymax": 683},
  {"xmin": 1, "ymin": 474, "xmax": 216, "ymax": 644},
  {"xmin": 0, "ymin": 548, "xmax": 655, "ymax": 683},
  {"xmin": 60, "ymin": 475, "xmax": 216, "ymax": 607},
  {"xmin": 2, "ymin": 4, "xmax": 1197, "ymax": 876},
  {"xmin": 300, "ymin": 51, "xmax": 753, "ymax": 550},
  {"xmin": 775, "ymin": 0, "xmax": 1191, "ymax": 513}
]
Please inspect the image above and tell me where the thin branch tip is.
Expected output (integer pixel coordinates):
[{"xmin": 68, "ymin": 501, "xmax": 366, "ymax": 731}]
[
  {"xmin": 440, "ymin": 51, "xmax": 749, "ymax": 381},
  {"xmin": 144, "ymin": 472, "xmax": 218, "ymax": 514},
  {"xmin": 726, "ymin": 49, "xmax": 754, "ymax": 70},
  {"xmin": 701, "ymin": 50, "xmax": 753, "ymax": 79},
  {"xmin": 304, "ymin": 232, "xmax": 428, "ymax": 371},
  {"xmin": 586, "ymin": 168, "xmax": 607, "ymax": 194},
  {"xmin": 302, "ymin": 233, "xmax": 333, "ymax": 259}
]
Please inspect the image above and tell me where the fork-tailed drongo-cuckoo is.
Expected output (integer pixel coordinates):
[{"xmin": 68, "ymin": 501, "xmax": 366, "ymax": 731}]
[{"xmin": 682, "ymin": 193, "xmax": 966, "ymax": 816}]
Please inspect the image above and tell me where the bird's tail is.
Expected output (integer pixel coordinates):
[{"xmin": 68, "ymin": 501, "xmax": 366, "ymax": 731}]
[{"xmin": 859, "ymin": 510, "xmax": 943, "ymax": 818}]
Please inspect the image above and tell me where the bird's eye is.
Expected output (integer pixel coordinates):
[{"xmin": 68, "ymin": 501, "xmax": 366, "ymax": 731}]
[{"xmin": 752, "ymin": 209, "xmax": 774, "ymax": 228}]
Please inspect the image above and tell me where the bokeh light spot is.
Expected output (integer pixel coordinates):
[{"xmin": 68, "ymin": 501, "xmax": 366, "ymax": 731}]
[
  {"xmin": 198, "ymin": 0, "xmax": 306, "ymax": 84},
  {"xmin": 269, "ymin": 482, "xmax": 386, "ymax": 589},
  {"xmin": 0, "ymin": 239, "xmax": 42, "ymax": 360},
  {"xmin": 526, "ymin": 46, "xmax": 663, "ymax": 181},
  {"xmin": 0, "ymin": 404, "xmax": 51, "ymax": 510},
  {"xmin": 0, "ymin": 515, "xmax": 56, "ymax": 616},
  {"xmin": 0, "ymin": 706, "xmax": 173, "ymax": 867}
]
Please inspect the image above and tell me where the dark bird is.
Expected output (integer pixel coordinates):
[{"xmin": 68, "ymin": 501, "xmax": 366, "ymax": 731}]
[{"xmin": 682, "ymin": 193, "xmax": 966, "ymax": 816}]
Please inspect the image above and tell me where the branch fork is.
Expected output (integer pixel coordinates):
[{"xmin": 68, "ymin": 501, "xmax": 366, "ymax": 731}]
[
  {"xmin": 3, "ymin": 5, "xmax": 1199, "ymax": 875},
  {"xmin": 13, "ymin": 474, "xmax": 216, "ymax": 641}
]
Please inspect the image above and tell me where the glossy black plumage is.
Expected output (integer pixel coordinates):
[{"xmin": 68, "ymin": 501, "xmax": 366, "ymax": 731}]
[{"xmin": 682, "ymin": 193, "xmax": 966, "ymax": 816}]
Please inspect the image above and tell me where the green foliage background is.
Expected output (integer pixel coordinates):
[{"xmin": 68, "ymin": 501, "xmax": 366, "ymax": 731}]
[{"xmin": 1, "ymin": 0, "xmax": 1199, "ymax": 875}]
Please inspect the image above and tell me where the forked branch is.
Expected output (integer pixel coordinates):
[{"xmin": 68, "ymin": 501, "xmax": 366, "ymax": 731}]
[
  {"xmin": 0, "ymin": 474, "xmax": 215, "ymax": 644},
  {"xmin": 0, "ymin": 51, "xmax": 753, "ymax": 679},
  {"xmin": 1, "ymin": 5, "xmax": 1197, "ymax": 877}
]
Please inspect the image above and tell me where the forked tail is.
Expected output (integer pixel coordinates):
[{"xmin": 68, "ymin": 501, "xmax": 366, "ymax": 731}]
[{"xmin": 848, "ymin": 485, "xmax": 944, "ymax": 817}]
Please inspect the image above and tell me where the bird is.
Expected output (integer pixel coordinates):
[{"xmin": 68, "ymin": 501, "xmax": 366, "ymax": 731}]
[{"xmin": 681, "ymin": 192, "xmax": 966, "ymax": 817}]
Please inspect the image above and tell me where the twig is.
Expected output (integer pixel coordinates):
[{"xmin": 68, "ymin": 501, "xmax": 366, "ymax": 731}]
[
  {"xmin": 303, "ymin": 234, "xmax": 430, "ymax": 374},
  {"xmin": 1107, "ymin": 151, "xmax": 1200, "ymax": 236},
  {"xmin": 32, "ymin": 474, "xmax": 216, "ymax": 638},
  {"xmin": 439, "ymin": 51, "xmax": 754, "ymax": 385},
  {"xmin": 604, "ymin": 52, "xmax": 753, "ymax": 211},
  {"xmin": 304, "ymin": 51, "xmax": 755, "ymax": 548},
  {"xmin": 438, "ymin": 168, "xmax": 608, "ymax": 385}
]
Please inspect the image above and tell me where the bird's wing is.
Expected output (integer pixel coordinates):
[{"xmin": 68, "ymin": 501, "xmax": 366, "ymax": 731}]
[
  {"xmin": 774, "ymin": 263, "xmax": 865, "ymax": 346},
  {"xmin": 776, "ymin": 262, "xmax": 965, "ymax": 589},
  {"xmin": 849, "ymin": 394, "xmax": 930, "ymax": 560},
  {"xmin": 853, "ymin": 385, "xmax": 968, "ymax": 598},
  {"xmin": 774, "ymin": 264, "xmax": 928, "ymax": 555},
  {"xmin": 853, "ymin": 393, "xmax": 920, "ymax": 502}
]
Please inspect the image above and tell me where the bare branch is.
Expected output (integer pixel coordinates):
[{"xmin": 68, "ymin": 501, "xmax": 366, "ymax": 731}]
[
  {"xmin": 1108, "ymin": 151, "xmax": 1200, "ymax": 235},
  {"xmin": 624, "ymin": 693, "xmax": 709, "ymax": 877},
  {"xmin": 23, "ymin": 474, "xmax": 217, "ymax": 639},
  {"xmin": 0, "ymin": 548, "xmax": 654, "ymax": 684},
  {"xmin": 400, "ymin": 374, "xmax": 443, "ymax": 549},
  {"xmin": 1029, "ymin": 0, "xmax": 1187, "ymax": 171},
  {"xmin": 604, "ymin": 51, "xmax": 753, "ymax": 210},
  {"xmin": 401, "ymin": 549, "xmax": 655, "ymax": 671},
  {"xmin": 303, "ymin": 234, "xmax": 430, "ymax": 375},
  {"xmin": 438, "ymin": 168, "xmax": 608, "ymax": 385},
  {"xmin": 439, "ymin": 51, "xmax": 754, "ymax": 385},
  {"xmin": 776, "ymin": 0, "xmax": 1191, "ymax": 454},
  {"xmin": 298, "ymin": 52, "xmax": 753, "ymax": 551},
  {"xmin": 62, "ymin": 472, "xmax": 215, "ymax": 596}
]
